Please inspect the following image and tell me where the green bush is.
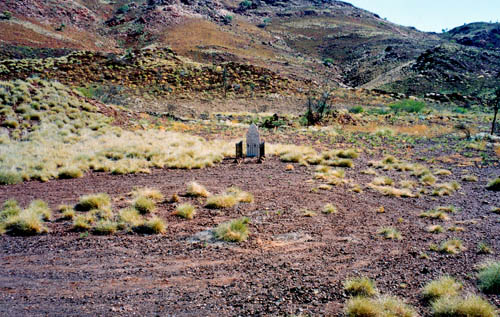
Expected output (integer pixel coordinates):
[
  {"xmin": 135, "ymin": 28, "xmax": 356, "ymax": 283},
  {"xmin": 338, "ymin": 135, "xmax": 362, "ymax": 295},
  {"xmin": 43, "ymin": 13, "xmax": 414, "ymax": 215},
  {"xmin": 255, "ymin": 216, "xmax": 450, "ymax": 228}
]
[
  {"xmin": 239, "ymin": 0, "xmax": 252, "ymax": 9},
  {"xmin": 323, "ymin": 58, "xmax": 334, "ymax": 67},
  {"xmin": 453, "ymin": 107, "xmax": 468, "ymax": 114},
  {"xmin": 116, "ymin": 4, "xmax": 130, "ymax": 14},
  {"xmin": 1, "ymin": 11, "xmax": 12, "ymax": 20},
  {"xmin": 390, "ymin": 99, "xmax": 426, "ymax": 113},
  {"xmin": 349, "ymin": 106, "xmax": 364, "ymax": 114},
  {"xmin": 478, "ymin": 261, "xmax": 500, "ymax": 294}
]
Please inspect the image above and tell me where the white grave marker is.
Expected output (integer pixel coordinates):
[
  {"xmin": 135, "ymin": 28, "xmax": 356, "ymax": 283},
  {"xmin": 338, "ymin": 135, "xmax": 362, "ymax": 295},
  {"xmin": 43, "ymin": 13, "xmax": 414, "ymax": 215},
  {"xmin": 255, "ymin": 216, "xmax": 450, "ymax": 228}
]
[{"xmin": 246, "ymin": 123, "xmax": 260, "ymax": 157}]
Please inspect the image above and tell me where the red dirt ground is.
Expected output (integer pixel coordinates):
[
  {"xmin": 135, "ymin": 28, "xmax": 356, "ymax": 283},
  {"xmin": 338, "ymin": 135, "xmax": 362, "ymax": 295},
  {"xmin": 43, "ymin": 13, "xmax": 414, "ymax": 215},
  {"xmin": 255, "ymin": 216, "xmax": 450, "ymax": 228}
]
[{"xmin": 0, "ymin": 157, "xmax": 499, "ymax": 316}]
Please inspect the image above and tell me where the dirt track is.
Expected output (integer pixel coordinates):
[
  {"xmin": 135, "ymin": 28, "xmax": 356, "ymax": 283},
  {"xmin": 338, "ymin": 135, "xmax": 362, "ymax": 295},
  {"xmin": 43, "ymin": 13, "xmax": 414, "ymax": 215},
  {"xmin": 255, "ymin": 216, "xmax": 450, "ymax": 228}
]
[{"xmin": 0, "ymin": 157, "xmax": 499, "ymax": 316}]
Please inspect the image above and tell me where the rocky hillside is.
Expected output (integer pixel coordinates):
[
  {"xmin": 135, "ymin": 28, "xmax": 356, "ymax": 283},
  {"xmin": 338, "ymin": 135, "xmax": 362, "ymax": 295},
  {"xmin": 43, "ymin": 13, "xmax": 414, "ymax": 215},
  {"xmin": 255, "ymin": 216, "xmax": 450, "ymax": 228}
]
[
  {"xmin": 441, "ymin": 22, "xmax": 500, "ymax": 50},
  {"xmin": 0, "ymin": 0, "xmax": 499, "ymax": 102}
]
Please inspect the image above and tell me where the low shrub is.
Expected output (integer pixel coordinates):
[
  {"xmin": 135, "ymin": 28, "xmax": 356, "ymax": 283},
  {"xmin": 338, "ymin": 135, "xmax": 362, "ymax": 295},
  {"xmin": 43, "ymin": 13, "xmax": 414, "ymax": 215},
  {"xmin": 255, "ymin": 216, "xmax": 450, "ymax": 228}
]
[
  {"xmin": 225, "ymin": 187, "xmax": 254, "ymax": 203},
  {"xmin": 215, "ymin": 217, "xmax": 250, "ymax": 242}
]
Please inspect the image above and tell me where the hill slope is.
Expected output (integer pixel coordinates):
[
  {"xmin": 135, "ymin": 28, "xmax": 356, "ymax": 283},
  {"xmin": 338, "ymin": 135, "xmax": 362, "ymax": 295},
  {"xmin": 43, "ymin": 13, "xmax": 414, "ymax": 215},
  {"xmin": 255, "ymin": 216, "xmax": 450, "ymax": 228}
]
[{"xmin": 0, "ymin": 0, "xmax": 499, "ymax": 101}]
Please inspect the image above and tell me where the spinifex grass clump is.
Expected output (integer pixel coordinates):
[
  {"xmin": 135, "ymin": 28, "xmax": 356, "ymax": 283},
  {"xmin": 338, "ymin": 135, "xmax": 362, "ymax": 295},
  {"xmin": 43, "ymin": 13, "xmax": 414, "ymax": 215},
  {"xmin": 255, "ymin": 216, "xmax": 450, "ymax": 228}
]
[
  {"xmin": 132, "ymin": 216, "xmax": 166, "ymax": 234},
  {"xmin": 215, "ymin": 217, "xmax": 250, "ymax": 242},
  {"xmin": 0, "ymin": 79, "xmax": 234, "ymax": 182},
  {"xmin": 133, "ymin": 196, "xmax": 156, "ymax": 214},
  {"xmin": 345, "ymin": 295, "xmax": 417, "ymax": 317},
  {"xmin": 439, "ymin": 239, "xmax": 466, "ymax": 254},
  {"xmin": 478, "ymin": 261, "xmax": 500, "ymax": 294},
  {"xmin": 343, "ymin": 277, "xmax": 378, "ymax": 297},
  {"xmin": 75, "ymin": 193, "xmax": 111, "ymax": 211},
  {"xmin": 323, "ymin": 203, "xmax": 337, "ymax": 214},
  {"xmin": 377, "ymin": 227, "xmax": 402, "ymax": 240},
  {"xmin": 205, "ymin": 186, "xmax": 254, "ymax": 209},
  {"xmin": 0, "ymin": 199, "xmax": 51, "ymax": 235},
  {"xmin": 174, "ymin": 204, "xmax": 196, "ymax": 219},
  {"xmin": 186, "ymin": 181, "xmax": 211, "ymax": 197},
  {"xmin": 431, "ymin": 295, "xmax": 497, "ymax": 317},
  {"xmin": 92, "ymin": 220, "xmax": 118, "ymax": 235},
  {"xmin": 486, "ymin": 178, "xmax": 500, "ymax": 191},
  {"xmin": 0, "ymin": 170, "xmax": 23, "ymax": 185},
  {"xmin": 422, "ymin": 276, "xmax": 462, "ymax": 301},
  {"xmin": 130, "ymin": 187, "xmax": 164, "ymax": 202}
]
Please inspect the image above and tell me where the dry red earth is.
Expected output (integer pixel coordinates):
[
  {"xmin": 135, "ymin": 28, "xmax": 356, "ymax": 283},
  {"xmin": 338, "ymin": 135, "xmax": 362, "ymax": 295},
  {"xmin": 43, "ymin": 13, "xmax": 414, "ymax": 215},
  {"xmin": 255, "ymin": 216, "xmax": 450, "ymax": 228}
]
[{"xmin": 0, "ymin": 156, "xmax": 499, "ymax": 316}]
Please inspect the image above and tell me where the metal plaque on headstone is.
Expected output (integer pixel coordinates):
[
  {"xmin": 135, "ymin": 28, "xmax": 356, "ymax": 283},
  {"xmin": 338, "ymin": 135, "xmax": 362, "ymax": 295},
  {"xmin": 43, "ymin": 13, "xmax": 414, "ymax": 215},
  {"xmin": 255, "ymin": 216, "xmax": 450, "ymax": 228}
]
[{"xmin": 246, "ymin": 123, "xmax": 260, "ymax": 157}]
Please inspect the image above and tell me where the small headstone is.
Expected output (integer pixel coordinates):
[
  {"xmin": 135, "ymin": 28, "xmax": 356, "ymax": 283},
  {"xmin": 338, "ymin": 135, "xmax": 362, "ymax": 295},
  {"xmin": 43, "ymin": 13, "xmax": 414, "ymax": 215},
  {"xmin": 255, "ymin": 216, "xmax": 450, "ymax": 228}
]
[
  {"xmin": 246, "ymin": 123, "xmax": 260, "ymax": 157},
  {"xmin": 259, "ymin": 141, "xmax": 265, "ymax": 161},
  {"xmin": 235, "ymin": 141, "xmax": 243, "ymax": 159}
]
